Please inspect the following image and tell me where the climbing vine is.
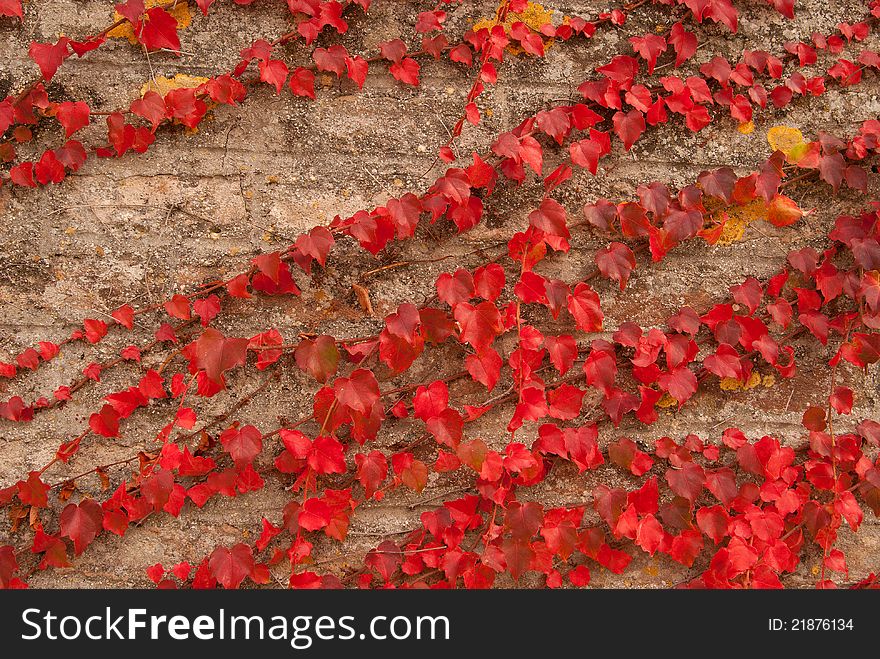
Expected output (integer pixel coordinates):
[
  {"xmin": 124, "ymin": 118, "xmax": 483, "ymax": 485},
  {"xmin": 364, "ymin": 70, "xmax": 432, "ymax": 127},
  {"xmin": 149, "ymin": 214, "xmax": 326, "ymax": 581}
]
[{"xmin": 1, "ymin": 0, "xmax": 879, "ymax": 590}]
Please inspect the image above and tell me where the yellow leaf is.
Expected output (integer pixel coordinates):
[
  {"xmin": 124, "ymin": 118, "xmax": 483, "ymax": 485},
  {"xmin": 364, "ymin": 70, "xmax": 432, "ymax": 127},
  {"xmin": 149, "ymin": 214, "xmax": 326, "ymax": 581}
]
[
  {"xmin": 715, "ymin": 199, "xmax": 766, "ymax": 245},
  {"xmin": 737, "ymin": 120, "xmax": 755, "ymax": 135},
  {"xmin": 766, "ymin": 125, "xmax": 805, "ymax": 158},
  {"xmin": 140, "ymin": 73, "xmax": 209, "ymax": 97},
  {"xmin": 473, "ymin": 2, "xmax": 555, "ymax": 55}
]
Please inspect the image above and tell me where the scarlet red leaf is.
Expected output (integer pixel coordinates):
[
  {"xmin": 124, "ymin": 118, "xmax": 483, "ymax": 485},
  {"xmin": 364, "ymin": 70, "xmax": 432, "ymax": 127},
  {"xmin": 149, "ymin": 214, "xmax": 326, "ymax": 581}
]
[
  {"xmin": 454, "ymin": 301, "xmax": 502, "ymax": 350},
  {"xmin": 55, "ymin": 101, "xmax": 90, "ymax": 137},
  {"xmin": 567, "ymin": 283, "xmax": 603, "ymax": 332},
  {"xmin": 220, "ymin": 424, "xmax": 262, "ymax": 467},
  {"xmin": 209, "ymin": 544, "xmax": 254, "ymax": 589},
  {"xmin": 612, "ymin": 109, "xmax": 645, "ymax": 151},
  {"xmin": 333, "ymin": 368, "xmax": 380, "ymax": 414},
  {"xmin": 183, "ymin": 328, "xmax": 248, "ymax": 388},
  {"xmin": 60, "ymin": 498, "xmax": 103, "ymax": 555},
  {"xmin": 596, "ymin": 242, "xmax": 636, "ymax": 290},
  {"xmin": 295, "ymin": 336, "xmax": 340, "ymax": 383},
  {"xmin": 139, "ymin": 8, "xmax": 181, "ymax": 53}
]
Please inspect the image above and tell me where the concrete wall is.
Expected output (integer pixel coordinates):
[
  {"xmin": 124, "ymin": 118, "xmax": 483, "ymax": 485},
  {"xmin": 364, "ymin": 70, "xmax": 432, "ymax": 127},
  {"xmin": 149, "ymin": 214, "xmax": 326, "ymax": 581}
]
[{"xmin": 0, "ymin": 0, "xmax": 878, "ymax": 587}]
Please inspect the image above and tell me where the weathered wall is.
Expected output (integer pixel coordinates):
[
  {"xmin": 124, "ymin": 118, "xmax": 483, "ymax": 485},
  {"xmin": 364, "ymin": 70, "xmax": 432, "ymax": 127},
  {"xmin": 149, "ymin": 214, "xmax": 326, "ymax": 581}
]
[{"xmin": 0, "ymin": 0, "xmax": 878, "ymax": 587}]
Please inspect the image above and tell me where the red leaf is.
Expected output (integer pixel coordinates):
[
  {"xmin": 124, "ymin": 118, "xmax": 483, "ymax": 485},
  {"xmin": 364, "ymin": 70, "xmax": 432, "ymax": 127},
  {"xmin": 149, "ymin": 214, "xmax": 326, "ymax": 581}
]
[
  {"xmin": 608, "ymin": 437, "xmax": 653, "ymax": 476},
  {"xmin": 16, "ymin": 471, "xmax": 50, "ymax": 508},
  {"xmin": 569, "ymin": 129, "xmax": 610, "ymax": 174},
  {"xmin": 567, "ymin": 283, "xmax": 603, "ymax": 332},
  {"xmin": 60, "ymin": 499, "xmax": 103, "ymax": 555},
  {"xmin": 830, "ymin": 386, "xmax": 853, "ymax": 415},
  {"xmin": 545, "ymin": 334, "xmax": 577, "ymax": 375},
  {"xmin": 209, "ymin": 544, "xmax": 254, "ymax": 589},
  {"xmin": 454, "ymin": 301, "xmax": 503, "ymax": 350},
  {"xmin": 802, "ymin": 405, "xmax": 827, "ymax": 431},
  {"xmin": 192, "ymin": 294, "xmax": 220, "ymax": 326},
  {"xmin": 164, "ymin": 294, "xmax": 191, "ymax": 320},
  {"xmin": 89, "ymin": 404, "xmax": 121, "ymax": 437},
  {"xmin": 466, "ymin": 348, "xmax": 503, "ymax": 391},
  {"xmin": 629, "ymin": 34, "xmax": 666, "ymax": 73},
  {"xmin": 698, "ymin": 167, "xmax": 737, "ymax": 203},
  {"xmin": 474, "ymin": 263, "xmax": 505, "ymax": 301},
  {"xmin": 568, "ymin": 565, "xmax": 591, "ymax": 586},
  {"xmin": 333, "ymin": 368, "xmax": 380, "ymax": 414},
  {"xmin": 164, "ymin": 88, "xmax": 206, "ymax": 129},
  {"xmin": 436, "ymin": 269, "xmax": 475, "ymax": 306},
  {"xmin": 596, "ymin": 242, "xmax": 636, "ymax": 290},
  {"xmin": 668, "ymin": 22, "xmax": 697, "ymax": 67},
  {"xmin": 219, "ymin": 424, "xmax": 262, "ymax": 467},
  {"xmin": 29, "ymin": 38, "xmax": 70, "ymax": 81},
  {"xmin": 529, "ymin": 198, "xmax": 570, "ymax": 242},
  {"xmin": 345, "ymin": 55, "xmax": 369, "ymax": 88},
  {"xmin": 35, "ymin": 150, "xmax": 66, "ymax": 184},
  {"xmin": 355, "ymin": 451, "xmax": 387, "ymax": 499},
  {"xmin": 657, "ymin": 366, "xmax": 697, "ymax": 404},
  {"xmin": 182, "ymin": 328, "xmax": 248, "ymax": 387},
  {"xmin": 289, "ymin": 68, "xmax": 316, "ymax": 99},
  {"xmin": 295, "ymin": 335, "xmax": 340, "ymax": 383},
  {"xmin": 0, "ymin": 0, "xmax": 22, "ymax": 19},
  {"xmin": 635, "ymin": 514, "xmax": 665, "ymax": 556},
  {"xmin": 391, "ymin": 453, "xmax": 428, "ymax": 492},
  {"xmin": 389, "ymin": 58, "xmax": 420, "ymax": 85},
  {"xmin": 259, "ymin": 59, "xmax": 289, "ymax": 94},
  {"xmin": 139, "ymin": 8, "xmax": 181, "ymax": 53},
  {"xmin": 55, "ymin": 101, "xmax": 90, "ymax": 137},
  {"xmin": 308, "ymin": 436, "xmax": 346, "ymax": 475},
  {"xmin": 612, "ymin": 109, "xmax": 645, "ymax": 151},
  {"xmin": 665, "ymin": 462, "xmax": 705, "ymax": 502},
  {"xmin": 111, "ymin": 304, "xmax": 135, "ymax": 329},
  {"xmin": 365, "ymin": 540, "xmax": 402, "ymax": 582},
  {"xmin": 766, "ymin": 194, "xmax": 802, "ymax": 227}
]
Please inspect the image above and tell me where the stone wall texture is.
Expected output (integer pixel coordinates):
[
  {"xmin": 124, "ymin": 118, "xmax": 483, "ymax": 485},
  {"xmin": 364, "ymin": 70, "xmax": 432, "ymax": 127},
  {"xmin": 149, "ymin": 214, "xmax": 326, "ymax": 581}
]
[{"xmin": 1, "ymin": 0, "xmax": 878, "ymax": 587}]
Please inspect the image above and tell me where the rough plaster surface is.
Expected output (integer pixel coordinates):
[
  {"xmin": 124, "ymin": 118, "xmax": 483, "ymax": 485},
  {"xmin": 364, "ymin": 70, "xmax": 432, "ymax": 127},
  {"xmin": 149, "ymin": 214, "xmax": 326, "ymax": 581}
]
[{"xmin": 0, "ymin": 0, "xmax": 878, "ymax": 587}]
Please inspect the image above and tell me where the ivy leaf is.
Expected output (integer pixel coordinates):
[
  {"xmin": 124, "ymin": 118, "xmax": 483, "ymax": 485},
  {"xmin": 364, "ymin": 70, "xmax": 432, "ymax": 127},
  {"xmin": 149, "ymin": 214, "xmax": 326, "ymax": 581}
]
[
  {"xmin": 333, "ymin": 368, "xmax": 380, "ymax": 414},
  {"xmin": 528, "ymin": 198, "xmax": 570, "ymax": 242},
  {"xmin": 16, "ymin": 471, "xmax": 50, "ymax": 508},
  {"xmin": 130, "ymin": 91, "xmax": 166, "ymax": 132},
  {"xmin": 0, "ymin": 0, "xmax": 23, "ymax": 19},
  {"xmin": 295, "ymin": 335, "xmax": 340, "ymax": 383},
  {"xmin": 182, "ymin": 328, "xmax": 248, "ymax": 387},
  {"xmin": 566, "ymin": 283, "xmax": 603, "ymax": 332},
  {"xmin": 454, "ymin": 301, "xmax": 502, "ymax": 350},
  {"xmin": 219, "ymin": 424, "xmax": 263, "ymax": 467},
  {"xmin": 668, "ymin": 22, "xmax": 697, "ymax": 67},
  {"xmin": 389, "ymin": 57, "xmax": 420, "ymax": 85},
  {"xmin": 466, "ymin": 348, "xmax": 502, "ymax": 391},
  {"xmin": 355, "ymin": 451, "xmax": 388, "ymax": 499},
  {"xmin": 308, "ymin": 436, "xmax": 346, "ymax": 475},
  {"xmin": 89, "ymin": 404, "xmax": 121, "ymax": 437},
  {"xmin": 259, "ymin": 59, "xmax": 289, "ymax": 94},
  {"xmin": 60, "ymin": 499, "xmax": 103, "ymax": 555},
  {"xmin": 209, "ymin": 543, "xmax": 254, "ymax": 589},
  {"xmin": 289, "ymin": 67, "xmax": 316, "ymax": 98},
  {"xmin": 139, "ymin": 8, "xmax": 181, "ymax": 54},
  {"xmin": 29, "ymin": 38, "xmax": 70, "ymax": 81},
  {"xmin": 55, "ymin": 101, "xmax": 90, "ymax": 137},
  {"xmin": 596, "ymin": 242, "xmax": 636, "ymax": 289},
  {"xmin": 365, "ymin": 540, "xmax": 402, "ymax": 582},
  {"xmin": 612, "ymin": 109, "xmax": 645, "ymax": 151},
  {"xmin": 766, "ymin": 194, "xmax": 802, "ymax": 226},
  {"xmin": 657, "ymin": 366, "xmax": 697, "ymax": 404},
  {"xmin": 474, "ymin": 263, "xmax": 505, "ymax": 301}
]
